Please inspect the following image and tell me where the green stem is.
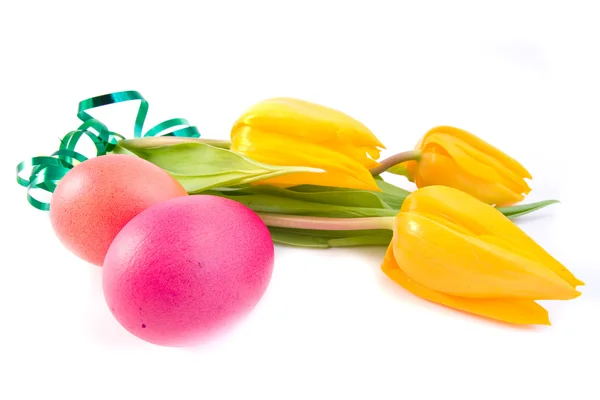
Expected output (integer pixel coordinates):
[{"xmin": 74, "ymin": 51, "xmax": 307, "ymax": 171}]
[
  {"xmin": 370, "ymin": 150, "xmax": 421, "ymax": 176},
  {"xmin": 257, "ymin": 213, "xmax": 395, "ymax": 231}
]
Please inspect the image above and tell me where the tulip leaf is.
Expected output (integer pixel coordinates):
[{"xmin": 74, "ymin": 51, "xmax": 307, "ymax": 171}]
[
  {"xmin": 496, "ymin": 200, "xmax": 559, "ymax": 220},
  {"xmin": 287, "ymin": 179, "xmax": 411, "ymax": 210},
  {"xmin": 208, "ymin": 178, "xmax": 410, "ymax": 211},
  {"xmin": 205, "ymin": 189, "xmax": 398, "ymax": 218},
  {"xmin": 118, "ymin": 137, "xmax": 232, "ymax": 150},
  {"xmin": 114, "ymin": 141, "xmax": 323, "ymax": 193},
  {"xmin": 208, "ymin": 184, "xmax": 393, "ymax": 209},
  {"xmin": 372, "ymin": 178, "xmax": 410, "ymax": 210},
  {"xmin": 268, "ymin": 227, "xmax": 393, "ymax": 248}
]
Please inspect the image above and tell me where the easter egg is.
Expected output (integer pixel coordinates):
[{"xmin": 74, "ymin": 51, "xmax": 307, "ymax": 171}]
[
  {"xmin": 102, "ymin": 195, "xmax": 275, "ymax": 346},
  {"xmin": 50, "ymin": 154, "xmax": 188, "ymax": 266}
]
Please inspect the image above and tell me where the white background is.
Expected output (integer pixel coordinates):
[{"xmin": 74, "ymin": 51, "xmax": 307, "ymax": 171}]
[{"xmin": 1, "ymin": 1, "xmax": 599, "ymax": 399}]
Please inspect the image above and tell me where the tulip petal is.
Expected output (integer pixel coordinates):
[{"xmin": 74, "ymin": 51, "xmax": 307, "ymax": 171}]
[
  {"xmin": 454, "ymin": 137, "xmax": 531, "ymax": 194},
  {"xmin": 421, "ymin": 126, "xmax": 531, "ymax": 179},
  {"xmin": 423, "ymin": 134, "xmax": 530, "ymax": 203},
  {"xmin": 381, "ymin": 245, "xmax": 551, "ymax": 325},
  {"xmin": 334, "ymin": 143, "xmax": 381, "ymax": 168},
  {"xmin": 478, "ymin": 235, "xmax": 585, "ymax": 287},
  {"xmin": 414, "ymin": 152, "xmax": 525, "ymax": 206},
  {"xmin": 231, "ymin": 97, "xmax": 385, "ymax": 191},
  {"xmin": 231, "ymin": 127, "xmax": 380, "ymax": 191},
  {"xmin": 392, "ymin": 210, "xmax": 581, "ymax": 300},
  {"xmin": 401, "ymin": 185, "xmax": 521, "ymax": 236},
  {"xmin": 400, "ymin": 186, "xmax": 584, "ymax": 287},
  {"xmin": 235, "ymin": 97, "xmax": 385, "ymax": 149}
]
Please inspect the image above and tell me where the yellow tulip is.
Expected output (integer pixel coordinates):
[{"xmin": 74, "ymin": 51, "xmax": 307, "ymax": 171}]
[
  {"xmin": 230, "ymin": 98, "xmax": 385, "ymax": 191},
  {"xmin": 381, "ymin": 185, "xmax": 583, "ymax": 325},
  {"xmin": 393, "ymin": 126, "xmax": 532, "ymax": 206}
]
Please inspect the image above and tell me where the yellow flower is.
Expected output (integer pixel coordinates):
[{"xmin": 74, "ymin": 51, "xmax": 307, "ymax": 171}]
[
  {"xmin": 394, "ymin": 126, "xmax": 531, "ymax": 206},
  {"xmin": 230, "ymin": 98, "xmax": 384, "ymax": 191},
  {"xmin": 381, "ymin": 185, "xmax": 583, "ymax": 325}
]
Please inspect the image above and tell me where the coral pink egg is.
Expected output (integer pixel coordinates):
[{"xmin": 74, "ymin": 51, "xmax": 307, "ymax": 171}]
[
  {"xmin": 102, "ymin": 195, "xmax": 275, "ymax": 347},
  {"xmin": 49, "ymin": 154, "xmax": 188, "ymax": 266}
]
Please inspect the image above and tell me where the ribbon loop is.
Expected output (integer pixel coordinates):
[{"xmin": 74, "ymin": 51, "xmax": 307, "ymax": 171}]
[{"xmin": 16, "ymin": 91, "xmax": 201, "ymax": 210}]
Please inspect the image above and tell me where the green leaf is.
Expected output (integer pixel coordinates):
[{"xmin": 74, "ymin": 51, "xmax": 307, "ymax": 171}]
[
  {"xmin": 206, "ymin": 190, "xmax": 398, "ymax": 218},
  {"xmin": 211, "ymin": 186, "xmax": 556, "ymax": 222},
  {"xmin": 116, "ymin": 137, "xmax": 231, "ymax": 149},
  {"xmin": 268, "ymin": 227, "xmax": 393, "ymax": 248},
  {"xmin": 373, "ymin": 178, "xmax": 411, "ymax": 210},
  {"xmin": 208, "ymin": 184, "xmax": 392, "ymax": 209},
  {"xmin": 496, "ymin": 200, "xmax": 559, "ymax": 220},
  {"xmin": 115, "ymin": 140, "xmax": 322, "ymax": 193},
  {"xmin": 268, "ymin": 229, "xmax": 331, "ymax": 248},
  {"xmin": 289, "ymin": 180, "xmax": 411, "ymax": 210}
]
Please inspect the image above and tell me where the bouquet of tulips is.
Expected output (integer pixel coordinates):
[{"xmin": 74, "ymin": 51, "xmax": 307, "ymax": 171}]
[{"xmin": 17, "ymin": 91, "xmax": 583, "ymax": 331}]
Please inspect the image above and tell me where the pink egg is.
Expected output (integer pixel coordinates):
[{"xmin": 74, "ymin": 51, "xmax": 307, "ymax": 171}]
[
  {"xmin": 102, "ymin": 195, "xmax": 275, "ymax": 346},
  {"xmin": 50, "ymin": 154, "xmax": 188, "ymax": 266}
]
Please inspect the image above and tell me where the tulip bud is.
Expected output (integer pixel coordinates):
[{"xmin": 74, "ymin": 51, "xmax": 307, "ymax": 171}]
[
  {"xmin": 230, "ymin": 98, "xmax": 385, "ymax": 191},
  {"xmin": 392, "ymin": 126, "xmax": 531, "ymax": 206},
  {"xmin": 382, "ymin": 185, "xmax": 583, "ymax": 325}
]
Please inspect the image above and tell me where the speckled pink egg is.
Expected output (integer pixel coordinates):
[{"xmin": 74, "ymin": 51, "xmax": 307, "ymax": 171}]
[
  {"xmin": 50, "ymin": 154, "xmax": 188, "ymax": 266},
  {"xmin": 102, "ymin": 195, "xmax": 275, "ymax": 347}
]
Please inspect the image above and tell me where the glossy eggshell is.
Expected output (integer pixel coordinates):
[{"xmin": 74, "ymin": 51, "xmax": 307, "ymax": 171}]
[
  {"xmin": 102, "ymin": 195, "xmax": 275, "ymax": 347},
  {"xmin": 49, "ymin": 154, "xmax": 188, "ymax": 266}
]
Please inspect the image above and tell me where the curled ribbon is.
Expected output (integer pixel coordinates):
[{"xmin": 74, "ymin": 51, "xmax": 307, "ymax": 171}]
[{"xmin": 15, "ymin": 91, "xmax": 200, "ymax": 211}]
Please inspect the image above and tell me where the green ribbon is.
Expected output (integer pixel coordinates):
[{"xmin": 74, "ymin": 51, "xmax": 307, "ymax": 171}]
[{"xmin": 15, "ymin": 91, "xmax": 200, "ymax": 211}]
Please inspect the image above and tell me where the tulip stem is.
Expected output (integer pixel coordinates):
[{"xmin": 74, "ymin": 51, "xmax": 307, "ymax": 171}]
[
  {"xmin": 256, "ymin": 213, "xmax": 395, "ymax": 231},
  {"xmin": 369, "ymin": 150, "xmax": 421, "ymax": 176}
]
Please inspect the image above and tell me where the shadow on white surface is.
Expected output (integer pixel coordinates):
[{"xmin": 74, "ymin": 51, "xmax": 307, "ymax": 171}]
[
  {"xmin": 83, "ymin": 265, "xmax": 148, "ymax": 347},
  {"xmin": 83, "ymin": 254, "xmax": 282, "ymax": 350},
  {"xmin": 80, "ymin": 235, "xmax": 587, "ymax": 349}
]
